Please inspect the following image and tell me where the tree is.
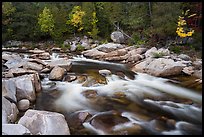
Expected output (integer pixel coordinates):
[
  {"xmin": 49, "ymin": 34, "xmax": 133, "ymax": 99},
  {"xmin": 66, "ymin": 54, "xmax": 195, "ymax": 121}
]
[
  {"xmin": 38, "ymin": 6, "xmax": 55, "ymax": 35},
  {"xmin": 88, "ymin": 11, "xmax": 100, "ymax": 39},
  {"xmin": 66, "ymin": 5, "xmax": 85, "ymax": 35}
]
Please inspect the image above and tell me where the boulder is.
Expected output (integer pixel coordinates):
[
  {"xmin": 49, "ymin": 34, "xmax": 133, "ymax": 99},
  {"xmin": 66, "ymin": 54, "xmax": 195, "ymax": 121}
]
[
  {"xmin": 178, "ymin": 54, "xmax": 191, "ymax": 61},
  {"xmin": 182, "ymin": 66, "xmax": 194, "ymax": 75},
  {"xmin": 2, "ymin": 124, "xmax": 31, "ymax": 135},
  {"xmin": 97, "ymin": 43, "xmax": 125, "ymax": 53},
  {"xmin": 111, "ymin": 31, "xmax": 125, "ymax": 44},
  {"xmin": 2, "ymin": 52, "xmax": 21, "ymax": 61},
  {"xmin": 23, "ymin": 61, "xmax": 43, "ymax": 71},
  {"xmin": 8, "ymin": 68, "xmax": 37, "ymax": 77},
  {"xmin": 14, "ymin": 74, "xmax": 37, "ymax": 102},
  {"xmin": 82, "ymin": 48, "xmax": 107, "ymax": 58},
  {"xmin": 145, "ymin": 47, "xmax": 170, "ymax": 58},
  {"xmin": 132, "ymin": 58, "xmax": 186, "ymax": 77},
  {"xmin": 28, "ymin": 49, "xmax": 45, "ymax": 54},
  {"xmin": 4, "ymin": 58, "xmax": 26, "ymax": 69},
  {"xmin": 2, "ymin": 97, "xmax": 19, "ymax": 124},
  {"xmin": 18, "ymin": 109, "xmax": 70, "ymax": 135},
  {"xmin": 47, "ymin": 58, "xmax": 72, "ymax": 71},
  {"xmin": 144, "ymin": 47, "xmax": 157, "ymax": 58},
  {"xmin": 49, "ymin": 66, "xmax": 66, "ymax": 81},
  {"xmin": 17, "ymin": 99, "xmax": 30, "ymax": 111},
  {"xmin": 2, "ymin": 79, "xmax": 17, "ymax": 102}
]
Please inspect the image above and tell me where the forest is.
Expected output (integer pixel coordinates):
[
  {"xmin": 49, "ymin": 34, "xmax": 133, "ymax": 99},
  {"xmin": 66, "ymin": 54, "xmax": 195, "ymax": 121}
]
[{"xmin": 2, "ymin": 2, "xmax": 202, "ymax": 51}]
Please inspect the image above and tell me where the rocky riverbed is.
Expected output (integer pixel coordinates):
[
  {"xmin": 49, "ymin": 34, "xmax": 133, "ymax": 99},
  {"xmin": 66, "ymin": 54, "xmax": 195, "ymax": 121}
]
[{"xmin": 2, "ymin": 41, "xmax": 202, "ymax": 135}]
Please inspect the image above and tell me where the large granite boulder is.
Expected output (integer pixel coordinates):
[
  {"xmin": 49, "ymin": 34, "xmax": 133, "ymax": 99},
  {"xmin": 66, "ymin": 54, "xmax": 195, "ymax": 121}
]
[
  {"xmin": 49, "ymin": 66, "xmax": 66, "ymax": 81},
  {"xmin": 18, "ymin": 109, "xmax": 70, "ymax": 135},
  {"xmin": 2, "ymin": 79, "xmax": 17, "ymax": 102},
  {"xmin": 132, "ymin": 58, "xmax": 186, "ymax": 77},
  {"xmin": 2, "ymin": 97, "xmax": 19, "ymax": 124},
  {"xmin": 2, "ymin": 124, "xmax": 31, "ymax": 135}
]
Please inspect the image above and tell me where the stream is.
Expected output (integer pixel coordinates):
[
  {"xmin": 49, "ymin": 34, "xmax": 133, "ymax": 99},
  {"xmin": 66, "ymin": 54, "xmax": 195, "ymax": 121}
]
[{"xmin": 4, "ymin": 51, "xmax": 202, "ymax": 135}]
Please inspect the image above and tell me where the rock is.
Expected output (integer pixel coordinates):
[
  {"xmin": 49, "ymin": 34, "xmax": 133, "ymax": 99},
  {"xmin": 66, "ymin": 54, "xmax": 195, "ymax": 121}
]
[
  {"xmin": 88, "ymin": 111, "xmax": 129, "ymax": 134},
  {"xmin": 127, "ymin": 54, "xmax": 143, "ymax": 63},
  {"xmin": 4, "ymin": 58, "xmax": 26, "ymax": 69},
  {"xmin": 178, "ymin": 54, "xmax": 191, "ymax": 61},
  {"xmin": 8, "ymin": 68, "xmax": 37, "ymax": 77},
  {"xmin": 63, "ymin": 75, "xmax": 77, "ymax": 82},
  {"xmin": 192, "ymin": 59, "xmax": 202, "ymax": 70},
  {"xmin": 144, "ymin": 47, "xmax": 157, "ymax": 58},
  {"xmin": 2, "ymin": 79, "xmax": 17, "ymax": 102},
  {"xmin": 132, "ymin": 58, "xmax": 186, "ymax": 77},
  {"xmin": 13, "ymin": 74, "xmax": 38, "ymax": 102},
  {"xmin": 41, "ymin": 68, "xmax": 51, "ymax": 73},
  {"xmin": 80, "ymin": 36, "xmax": 90, "ymax": 49},
  {"xmin": 182, "ymin": 66, "xmax": 194, "ymax": 75},
  {"xmin": 28, "ymin": 48, "xmax": 45, "ymax": 54},
  {"xmin": 82, "ymin": 48, "xmax": 107, "ymax": 58},
  {"xmin": 47, "ymin": 58, "xmax": 72, "ymax": 71},
  {"xmin": 49, "ymin": 66, "xmax": 66, "ymax": 81},
  {"xmin": 38, "ymin": 52, "xmax": 51, "ymax": 60},
  {"xmin": 99, "ymin": 69, "xmax": 112, "ymax": 76},
  {"xmin": 18, "ymin": 109, "xmax": 70, "ymax": 135},
  {"xmin": 17, "ymin": 99, "xmax": 30, "ymax": 111},
  {"xmin": 2, "ymin": 124, "xmax": 31, "ymax": 135},
  {"xmin": 111, "ymin": 31, "xmax": 125, "ymax": 44},
  {"xmin": 2, "ymin": 52, "xmax": 21, "ymax": 61},
  {"xmin": 51, "ymin": 47, "xmax": 62, "ymax": 52},
  {"xmin": 97, "ymin": 43, "xmax": 125, "ymax": 53},
  {"xmin": 23, "ymin": 61, "xmax": 43, "ymax": 71},
  {"xmin": 66, "ymin": 111, "xmax": 92, "ymax": 129},
  {"xmin": 157, "ymin": 48, "xmax": 170, "ymax": 56},
  {"xmin": 70, "ymin": 41, "xmax": 77, "ymax": 52},
  {"xmin": 5, "ymin": 40, "xmax": 22, "ymax": 47},
  {"xmin": 193, "ymin": 69, "xmax": 202, "ymax": 79},
  {"xmin": 2, "ymin": 97, "xmax": 19, "ymax": 124}
]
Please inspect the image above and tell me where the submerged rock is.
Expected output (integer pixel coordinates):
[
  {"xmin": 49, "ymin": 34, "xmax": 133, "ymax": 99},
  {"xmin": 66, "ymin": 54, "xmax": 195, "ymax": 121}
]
[{"xmin": 18, "ymin": 109, "xmax": 70, "ymax": 135}]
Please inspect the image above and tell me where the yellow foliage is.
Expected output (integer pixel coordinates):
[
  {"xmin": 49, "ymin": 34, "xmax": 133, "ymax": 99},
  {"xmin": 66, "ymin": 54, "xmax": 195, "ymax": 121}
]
[{"xmin": 176, "ymin": 9, "xmax": 195, "ymax": 38}]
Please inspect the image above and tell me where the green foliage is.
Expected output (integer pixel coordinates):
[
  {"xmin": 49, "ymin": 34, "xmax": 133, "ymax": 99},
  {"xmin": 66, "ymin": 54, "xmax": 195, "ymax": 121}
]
[
  {"xmin": 87, "ymin": 12, "xmax": 100, "ymax": 39},
  {"xmin": 2, "ymin": 2, "xmax": 16, "ymax": 17},
  {"xmin": 76, "ymin": 44, "xmax": 85, "ymax": 51},
  {"xmin": 170, "ymin": 46, "xmax": 181, "ymax": 53},
  {"xmin": 152, "ymin": 52, "xmax": 165, "ymax": 58},
  {"xmin": 38, "ymin": 7, "xmax": 55, "ymax": 34}
]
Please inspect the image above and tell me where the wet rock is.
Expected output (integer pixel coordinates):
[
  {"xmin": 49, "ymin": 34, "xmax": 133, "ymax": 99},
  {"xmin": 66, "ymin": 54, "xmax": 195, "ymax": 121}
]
[
  {"xmin": 63, "ymin": 75, "xmax": 77, "ymax": 82},
  {"xmin": 17, "ymin": 99, "xmax": 30, "ymax": 111},
  {"xmin": 18, "ymin": 109, "xmax": 70, "ymax": 135},
  {"xmin": 89, "ymin": 111, "xmax": 129, "ymax": 134},
  {"xmin": 2, "ymin": 79, "xmax": 17, "ymax": 102},
  {"xmin": 2, "ymin": 97, "xmax": 19, "ymax": 124},
  {"xmin": 82, "ymin": 90, "xmax": 98, "ymax": 99},
  {"xmin": 178, "ymin": 54, "xmax": 191, "ymax": 61},
  {"xmin": 111, "ymin": 31, "xmax": 125, "ymax": 44},
  {"xmin": 48, "ymin": 58, "xmax": 72, "ymax": 71},
  {"xmin": 49, "ymin": 66, "xmax": 66, "ymax": 81},
  {"xmin": 132, "ymin": 58, "xmax": 186, "ymax": 77},
  {"xmin": 99, "ymin": 69, "xmax": 112, "ymax": 76},
  {"xmin": 176, "ymin": 121, "xmax": 202, "ymax": 135},
  {"xmin": 41, "ymin": 68, "xmax": 51, "ymax": 73},
  {"xmin": 67, "ymin": 111, "xmax": 92, "ymax": 130},
  {"xmin": 23, "ymin": 61, "xmax": 43, "ymax": 71},
  {"xmin": 2, "ymin": 124, "xmax": 31, "ymax": 135}
]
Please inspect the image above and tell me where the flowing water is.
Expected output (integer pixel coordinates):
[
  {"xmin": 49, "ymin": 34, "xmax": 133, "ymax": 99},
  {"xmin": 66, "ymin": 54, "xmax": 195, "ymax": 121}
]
[{"xmin": 14, "ymin": 52, "xmax": 202, "ymax": 135}]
